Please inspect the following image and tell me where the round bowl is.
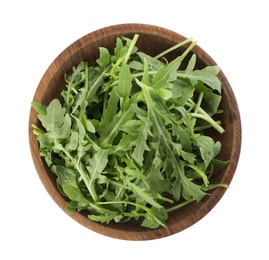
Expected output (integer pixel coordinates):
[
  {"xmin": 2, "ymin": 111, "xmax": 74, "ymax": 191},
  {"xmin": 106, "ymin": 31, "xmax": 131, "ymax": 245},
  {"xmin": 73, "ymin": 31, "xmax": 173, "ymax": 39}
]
[{"xmin": 29, "ymin": 23, "xmax": 241, "ymax": 240}]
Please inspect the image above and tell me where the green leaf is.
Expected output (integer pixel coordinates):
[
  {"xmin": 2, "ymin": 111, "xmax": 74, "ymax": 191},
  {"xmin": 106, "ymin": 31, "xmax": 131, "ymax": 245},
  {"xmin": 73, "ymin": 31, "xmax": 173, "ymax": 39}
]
[
  {"xmin": 63, "ymin": 62, "xmax": 87, "ymax": 113},
  {"xmin": 165, "ymin": 154, "xmax": 207, "ymax": 202},
  {"xmin": 81, "ymin": 115, "xmax": 96, "ymax": 133},
  {"xmin": 195, "ymin": 82, "xmax": 222, "ymax": 115},
  {"xmin": 88, "ymin": 211, "xmax": 119, "ymax": 224},
  {"xmin": 37, "ymin": 99, "xmax": 72, "ymax": 142},
  {"xmin": 52, "ymin": 165, "xmax": 76, "ymax": 185},
  {"xmin": 96, "ymin": 47, "xmax": 111, "ymax": 68},
  {"xmin": 99, "ymin": 89, "xmax": 119, "ymax": 134},
  {"xmin": 54, "ymin": 114, "xmax": 71, "ymax": 140},
  {"xmin": 178, "ymin": 68, "xmax": 221, "ymax": 93},
  {"xmin": 128, "ymin": 60, "xmax": 143, "ymax": 70},
  {"xmin": 98, "ymin": 105, "xmax": 134, "ymax": 146},
  {"xmin": 171, "ymin": 79, "xmax": 195, "ymax": 105},
  {"xmin": 202, "ymin": 65, "xmax": 220, "ymax": 75},
  {"xmin": 211, "ymin": 159, "xmax": 230, "ymax": 166},
  {"xmin": 146, "ymin": 156, "xmax": 164, "ymax": 198},
  {"xmin": 187, "ymin": 163, "xmax": 209, "ymax": 186},
  {"xmin": 181, "ymin": 177, "xmax": 207, "ymax": 201},
  {"xmin": 31, "ymin": 101, "xmax": 46, "ymax": 115},
  {"xmin": 86, "ymin": 149, "xmax": 109, "ymax": 201},
  {"xmin": 152, "ymin": 55, "xmax": 183, "ymax": 89},
  {"xmin": 115, "ymin": 64, "xmax": 133, "ymax": 100},
  {"xmin": 65, "ymin": 131, "xmax": 79, "ymax": 152},
  {"xmin": 113, "ymin": 133, "xmax": 135, "ymax": 155},
  {"xmin": 171, "ymin": 124, "xmax": 192, "ymax": 152},
  {"xmin": 141, "ymin": 206, "xmax": 167, "ymax": 229},
  {"xmin": 125, "ymin": 179, "xmax": 162, "ymax": 209},
  {"xmin": 38, "ymin": 99, "xmax": 66, "ymax": 132},
  {"xmin": 62, "ymin": 183, "xmax": 90, "ymax": 206},
  {"xmin": 138, "ymin": 51, "xmax": 164, "ymax": 70},
  {"xmin": 72, "ymin": 116, "xmax": 90, "ymax": 159},
  {"xmin": 174, "ymin": 106, "xmax": 196, "ymax": 138},
  {"xmin": 112, "ymin": 37, "xmax": 126, "ymax": 62},
  {"xmin": 155, "ymin": 88, "xmax": 173, "ymax": 100},
  {"xmin": 124, "ymin": 166, "xmax": 146, "ymax": 182},
  {"xmin": 202, "ymin": 183, "xmax": 229, "ymax": 191},
  {"xmin": 195, "ymin": 136, "xmax": 221, "ymax": 168},
  {"xmin": 86, "ymin": 68, "xmax": 108, "ymax": 104},
  {"xmin": 70, "ymin": 88, "xmax": 87, "ymax": 115},
  {"xmin": 186, "ymin": 54, "xmax": 196, "ymax": 72},
  {"xmin": 131, "ymin": 120, "xmax": 152, "ymax": 167},
  {"xmin": 37, "ymin": 132, "xmax": 53, "ymax": 149},
  {"xmin": 86, "ymin": 149, "xmax": 109, "ymax": 179},
  {"xmin": 181, "ymin": 150, "xmax": 196, "ymax": 164}
]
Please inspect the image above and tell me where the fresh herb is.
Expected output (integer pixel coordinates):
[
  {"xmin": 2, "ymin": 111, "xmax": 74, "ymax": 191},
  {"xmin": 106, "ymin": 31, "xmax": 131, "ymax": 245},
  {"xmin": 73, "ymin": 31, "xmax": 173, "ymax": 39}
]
[{"xmin": 32, "ymin": 35, "xmax": 229, "ymax": 229}]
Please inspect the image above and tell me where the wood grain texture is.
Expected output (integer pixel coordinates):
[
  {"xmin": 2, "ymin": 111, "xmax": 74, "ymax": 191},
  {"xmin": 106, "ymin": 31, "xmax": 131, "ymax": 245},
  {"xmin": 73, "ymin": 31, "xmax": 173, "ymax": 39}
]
[{"xmin": 28, "ymin": 23, "xmax": 241, "ymax": 240}]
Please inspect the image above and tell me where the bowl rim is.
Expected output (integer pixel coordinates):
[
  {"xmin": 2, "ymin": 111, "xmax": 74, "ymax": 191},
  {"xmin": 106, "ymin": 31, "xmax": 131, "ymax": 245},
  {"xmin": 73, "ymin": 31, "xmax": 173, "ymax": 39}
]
[{"xmin": 28, "ymin": 23, "xmax": 242, "ymax": 240}]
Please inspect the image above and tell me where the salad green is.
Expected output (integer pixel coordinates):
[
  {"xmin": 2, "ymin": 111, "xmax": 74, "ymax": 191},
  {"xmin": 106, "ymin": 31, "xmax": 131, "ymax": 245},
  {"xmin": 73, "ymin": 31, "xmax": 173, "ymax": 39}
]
[{"xmin": 32, "ymin": 34, "xmax": 228, "ymax": 229}]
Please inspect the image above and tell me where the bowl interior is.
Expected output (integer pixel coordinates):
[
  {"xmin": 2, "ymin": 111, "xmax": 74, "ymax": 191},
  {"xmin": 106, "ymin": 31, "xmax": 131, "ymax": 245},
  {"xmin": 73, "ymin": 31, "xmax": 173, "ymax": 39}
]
[{"xmin": 29, "ymin": 24, "xmax": 241, "ymax": 240}]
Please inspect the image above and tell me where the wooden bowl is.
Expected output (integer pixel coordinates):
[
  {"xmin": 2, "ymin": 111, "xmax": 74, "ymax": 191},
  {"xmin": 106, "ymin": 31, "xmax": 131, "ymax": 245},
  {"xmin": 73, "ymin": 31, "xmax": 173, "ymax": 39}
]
[{"xmin": 28, "ymin": 24, "xmax": 241, "ymax": 240}]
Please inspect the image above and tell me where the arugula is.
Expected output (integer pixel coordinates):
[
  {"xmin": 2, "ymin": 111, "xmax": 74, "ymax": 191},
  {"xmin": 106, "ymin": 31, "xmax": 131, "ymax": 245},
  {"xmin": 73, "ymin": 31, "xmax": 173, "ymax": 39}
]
[{"xmin": 32, "ymin": 34, "xmax": 229, "ymax": 229}]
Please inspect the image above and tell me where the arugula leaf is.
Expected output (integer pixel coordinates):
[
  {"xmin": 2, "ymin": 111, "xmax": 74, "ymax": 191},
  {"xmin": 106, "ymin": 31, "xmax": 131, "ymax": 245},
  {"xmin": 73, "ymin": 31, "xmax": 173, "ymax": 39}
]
[
  {"xmin": 141, "ymin": 206, "xmax": 168, "ymax": 229},
  {"xmin": 98, "ymin": 105, "xmax": 134, "ymax": 147},
  {"xmin": 32, "ymin": 35, "xmax": 228, "ymax": 229},
  {"xmin": 86, "ymin": 148, "xmax": 109, "ymax": 201},
  {"xmin": 88, "ymin": 210, "xmax": 119, "ymax": 224},
  {"xmin": 146, "ymin": 156, "xmax": 164, "ymax": 198},
  {"xmin": 31, "ymin": 101, "xmax": 46, "ymax": 115},
  {"xmin": 178, "ymin": 68, "xmax": 221, "ymax": 93},
  {"xmin": 96, "ymin": 47, "xmax": 111, "ymax": 68},
  {"xmin": 125, "ymin": 179, "xmax": 163, "ymax": 209},
  {"xmin": 131, "ymin": 120, "xmax": 152, "ymax": 167},
  {"xmin": 115, "ymin": 63, "xmax": 133, "ymax": 108},
  {"xmin": 195, "ymin": 135, "xmax": 221, "ymax": 168},
  {"xmin": 62, "ymin": 183, "xmax": 90, "ymax": 207},
  {"xmin": 38, "ymin": 99, "xmax": 66, "ymax": 133},
  {"xmin": 195, "ymin": 82, "xmax": 222, "ymax": 115},
  {"xmin": 152, "ymin": 55, "xmax": 183, "ymax": 89}
]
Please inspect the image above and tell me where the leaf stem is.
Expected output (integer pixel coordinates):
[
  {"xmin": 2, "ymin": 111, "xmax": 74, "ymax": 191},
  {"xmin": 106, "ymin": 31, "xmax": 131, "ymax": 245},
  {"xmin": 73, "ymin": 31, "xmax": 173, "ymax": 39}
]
[
  {"xmin": 194, "ymin": 91, "xmax": 203, "ymax": 113},
  {"xmin": 84, "ymin": 61, "xmax": 89, "ymax": 94},
  {"xmin": 194, "ymin": 120, "xmax": 222, "ymax": 131},
  {"xmin": 187, "ymin": 163, "xmax": 209, "ymax": 186},
  {"xmin": 154, "ymin": 37, "xmax": 194, "ymax": 59},
  {"xmin": 187, "ymin": 99, "xmax": 225, "ymax": 134},
  {"xmin": 123, "ymin": 34, "xmax": 139, "ymax": 65},
  {"xmin": 191, "ymin": 112, "xmax": 225, "ymax": 134},
  {"xmin": 166, "ymin": 199, "xmax": 195, "ymax": 213}
]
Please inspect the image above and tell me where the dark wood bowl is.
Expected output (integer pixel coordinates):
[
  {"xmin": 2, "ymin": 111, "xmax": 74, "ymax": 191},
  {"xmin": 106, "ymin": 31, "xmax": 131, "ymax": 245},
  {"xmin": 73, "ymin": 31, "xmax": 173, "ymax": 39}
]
[{"xmin": 28, "ymin": 24, "xmax": 241, "ymax": 240}]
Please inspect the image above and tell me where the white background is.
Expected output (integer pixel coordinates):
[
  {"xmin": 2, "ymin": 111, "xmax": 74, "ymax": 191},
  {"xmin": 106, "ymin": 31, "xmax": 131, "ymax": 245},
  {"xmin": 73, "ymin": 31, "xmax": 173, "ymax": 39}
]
[{"xmin": 1, "ymin": 0, "xmax": 268, "ymax": 259}]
